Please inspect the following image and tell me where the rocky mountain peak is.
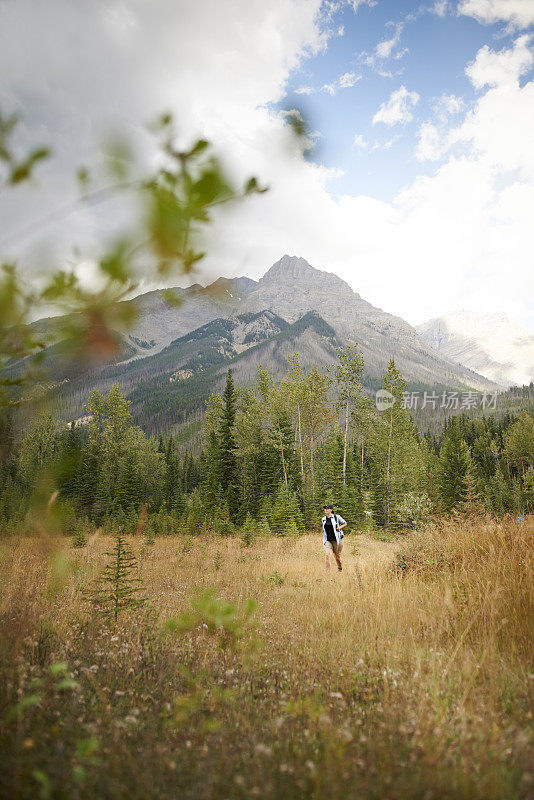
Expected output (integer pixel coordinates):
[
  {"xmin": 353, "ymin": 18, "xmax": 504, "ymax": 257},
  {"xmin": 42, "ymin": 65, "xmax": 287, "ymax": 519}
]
[{"xmin": 259, "ymin": 254, "xmax": 356, "ymax": 297}]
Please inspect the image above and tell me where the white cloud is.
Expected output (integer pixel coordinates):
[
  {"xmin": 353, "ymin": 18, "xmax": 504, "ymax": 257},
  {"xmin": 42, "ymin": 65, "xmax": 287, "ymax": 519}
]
[
  {"xmin": 417, "ymin": 36, "xmax": 534, "ymax": 177},
  {"xmin": 416, "ymin": 94, "xmax": 465, "ymax": 160},
  {"xmin": 466, "ymin": 33, "xmax": 533, "ymax": 88},
  {"xmin": 458, "ymin": 0, "xmax": 534, "ymax": 29},
  {"xmin": 353, "ymin": 133, "xmax": 401, "ymax": 152},
  {"xmin": 430, "ymin": 1, "xmax": 450, "ymax": 16},
  {"xmin": 348, "ymin": 0, "xmax": 378, "ymax": 11},
  {"xmin": 433, "ymin": 93, "xmax": 465, "ymax": 117},
  {"xmin": 0, "ymin": 0, "xmax": 330, "ymax": 261},
  {"xmin": 1, "ymin": 1, "xmax": 533, "ymax": 336},
  {"xmin": 376, "ymin": 22, "xmax": 404, "ymax": 59},
  {"xmin": 416, "ymin": 121, "xmax": 444, "ymax": 160},
  {"xmin": 372, "ymin": 85, "xmax": 420, "ymax": 125},
  {"xmin": 374, "ymin": 134, "xmax": 401, "ymax": 151},
  {"xmin": 295, "ymin": 85, "xmax": 314, "ymax": 94},
  {"xmin": 322, "ymin": 70, "xmax": 361, "ymax": 94}
]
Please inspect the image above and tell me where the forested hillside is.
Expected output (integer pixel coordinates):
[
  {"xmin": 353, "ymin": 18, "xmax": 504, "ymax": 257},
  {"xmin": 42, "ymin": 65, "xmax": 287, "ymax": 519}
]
[
  {"xmin": 2, "ymin": 347, "xmax": 532, "ymax": 543},
  {"xmin": 9, "ymin": 257, "xmax": 504, "ymax": 441}
]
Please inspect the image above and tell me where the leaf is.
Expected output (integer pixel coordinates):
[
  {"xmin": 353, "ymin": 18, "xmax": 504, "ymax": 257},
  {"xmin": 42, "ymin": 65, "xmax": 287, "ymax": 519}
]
[
  {"xmin": 186, "ymin": 139, "xmax": 209, "ymax": 158},
  {"xmin": 244, "ymin": 176, "xmax": 268, "ymax": 195},
  {"xmin": 99, "ymin": 241, "xmax": 131, "ymax": 282},
  {"xmin": 9, "ymin": 147, "xmax": 50, "ymax": 184},
  {"xmin": 5, "ymin": 694, "xmax": 42, "ymax": 721},
  {"xmin": 77, "ymin": 167, "xmax": 90, "ymax": 192},
  {"xmin": 76, "ymin": 735, "xmax": 99, "ymax": 759},
  {"xmin": 56, "ymin": 678, "xmax": 79, "ymax": 691},
  {"xmin": 32, "ymin": 769, "xmax": 52, "ymax": 800},
  {"xmin": 49, "ymin": 661, "xmax": 68, "ymax": 676},
  {"xmin": 161, "ymin": 289, "xmax": 182, "ymax": 308}
]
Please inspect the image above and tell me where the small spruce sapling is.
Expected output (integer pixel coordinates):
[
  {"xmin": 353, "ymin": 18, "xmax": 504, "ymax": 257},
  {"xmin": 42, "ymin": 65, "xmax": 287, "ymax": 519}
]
[
  {"xmin": 241, "ymin": 513, "xmax": 255, "ymax": 547},
  {"xmin": 86, "ymin": 534, "xmax": 146, "ymax": 621}
]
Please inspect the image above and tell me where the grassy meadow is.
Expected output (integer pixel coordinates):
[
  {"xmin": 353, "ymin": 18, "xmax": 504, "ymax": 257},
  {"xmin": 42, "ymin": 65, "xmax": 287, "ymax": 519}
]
[{"xmin": 0, "ymin": 518, "xmax": 533, "ymax": 799}]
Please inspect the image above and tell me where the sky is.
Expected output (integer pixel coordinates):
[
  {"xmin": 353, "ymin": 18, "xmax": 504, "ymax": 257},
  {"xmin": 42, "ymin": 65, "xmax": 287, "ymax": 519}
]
[{"xmin": 1, "ymin": 0, "xmax": 533, "ymax": 331}]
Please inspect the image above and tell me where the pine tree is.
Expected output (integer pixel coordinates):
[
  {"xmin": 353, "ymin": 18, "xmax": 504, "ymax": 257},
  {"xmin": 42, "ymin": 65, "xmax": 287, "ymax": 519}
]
[
  {"xmin": 270, "ymin": 484, "xmax": 304, "ymax": 535},
  {"xmin": 257, "ymin": 516, "xmax": 271, "ymax": 537},
  {"xmin": 241, "ymin": 512, "xmax": 255, "ymax": 547},
  {"xmin": 438, "ymin": 421, "xmax": 472, "ymax": 512},
  {"xmin": 218, "ymin": 369, "xmax": 240, "ymax": 521},
  {"xmin": 458, "ymin": 467, "xmax": 485, "ymax": 516},
  {"xmin": 86, "ymin": 535, "xmax": 146, "ymax": 621},
  {"xmin": 115, "ymin": 450, "xmax": 143, "ymax": 513},
  {"xmin": 369, "ymin": 359, "xmax": 425, "ymax": 530},
  {"xmin": 200, "ymin": 431, "xmax": 221, "ymax": 512}
]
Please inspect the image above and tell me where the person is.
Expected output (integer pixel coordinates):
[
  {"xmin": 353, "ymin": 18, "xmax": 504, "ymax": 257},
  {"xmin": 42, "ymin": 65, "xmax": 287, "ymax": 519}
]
[{"xmin": 322, "ymin": 504, "xmax": 347, "ymax": 571}]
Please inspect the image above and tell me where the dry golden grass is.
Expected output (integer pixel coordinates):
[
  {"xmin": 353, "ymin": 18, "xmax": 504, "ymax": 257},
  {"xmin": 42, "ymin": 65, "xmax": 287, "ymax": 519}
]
[{"xmin": 0, "ymin": 519, "xmax": 532, "ymax": 799}]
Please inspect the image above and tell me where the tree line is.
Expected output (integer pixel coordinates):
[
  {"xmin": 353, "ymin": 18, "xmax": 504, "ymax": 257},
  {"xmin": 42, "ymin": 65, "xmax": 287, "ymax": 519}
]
[{"xmin": 0, "ymin": 346, "xmax": 532, "ymax": 539}]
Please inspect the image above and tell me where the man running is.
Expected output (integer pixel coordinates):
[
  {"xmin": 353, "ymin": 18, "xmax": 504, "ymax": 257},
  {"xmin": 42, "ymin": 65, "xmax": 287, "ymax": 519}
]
[{"xmin": 322, "ymin": 504, "xmax": 347, "ymax": 571}]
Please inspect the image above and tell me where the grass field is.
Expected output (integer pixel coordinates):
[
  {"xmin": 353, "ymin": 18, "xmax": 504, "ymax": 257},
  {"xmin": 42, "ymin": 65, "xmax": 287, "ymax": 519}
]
[{"xmin": 0, "ymin": 518, "xmax": 533, "ymax": 799}]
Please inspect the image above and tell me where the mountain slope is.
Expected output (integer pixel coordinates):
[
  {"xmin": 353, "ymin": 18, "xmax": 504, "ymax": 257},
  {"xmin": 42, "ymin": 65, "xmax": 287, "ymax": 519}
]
[
  {"xmin": 240, "ymin": 255, "xmax": 497, "ymax": 391},
  {"xmin": 16, "ymin": 255, "xmax": 506, "ymax": 435},
  {"xmin": 416, "ymin": 311, "xmax": 534, "ymax": 388},
  {"xmin": 117, "ymin": 310, "xmax": 341, "ymax": 435}
]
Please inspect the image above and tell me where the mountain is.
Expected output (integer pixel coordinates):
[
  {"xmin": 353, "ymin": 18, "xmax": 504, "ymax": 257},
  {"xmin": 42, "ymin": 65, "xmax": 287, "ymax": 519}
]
[
  {"xmin": 17, "ymin": 255, "xmax": 503, "ymax": 435},
  {"xmin": 41, "ymin": 309, "xmax": 341, "ymax": 435},
  {"xmin": 124, "ymin": 276, "xmax": 257, "ymax": 354},
  {"xmin": 416, "ymin": 310, "xmax": 534, "ymax": 388},
  {"xmin": 123, "ymin": 255, "xmax": 497, "ymax": 390},
  {"xmin": 239, "ymin": 255, "xmax": 497, "ymax": 391}
]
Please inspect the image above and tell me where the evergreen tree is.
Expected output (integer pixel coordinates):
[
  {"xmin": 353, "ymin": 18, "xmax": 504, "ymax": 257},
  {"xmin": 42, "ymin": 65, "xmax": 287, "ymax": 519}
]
[
  {"xmin": 115, "ymin": 450, "xmax": 143, "ymax": 513},
  {"xmin": 458, "ymin": 467, "xmax": 485, "ymax": 516},
  {"xmin": 86, "ymin": 535, "xmax": 146, "ymax": 621},
  {"xmin": 370, "ymin": 359, "xmax": 426, "ymax": 529},
  {"xmin": 438, "ymin": 420, "xmax": 472, "ymax": 512},
  {"xmin": 241, "ymin": 512, "xmax": 255, "ymax": 547},
  {"xmin": 218, "ymin": 369, "xmax": 240, "ymax": 521},
  {"xmin": 270, "ymin": 484, "xmax": 304, "ymax": 535}
]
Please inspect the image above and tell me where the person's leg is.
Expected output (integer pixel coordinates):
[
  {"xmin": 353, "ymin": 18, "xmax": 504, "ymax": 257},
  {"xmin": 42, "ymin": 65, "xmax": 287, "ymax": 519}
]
[
  {"xmin": 324, "ymin": 543, "xmax": 332, "ymax": 569},
  {"xmin": 333, "ymin": 541, "xmax": 343, "ymax": 570}
]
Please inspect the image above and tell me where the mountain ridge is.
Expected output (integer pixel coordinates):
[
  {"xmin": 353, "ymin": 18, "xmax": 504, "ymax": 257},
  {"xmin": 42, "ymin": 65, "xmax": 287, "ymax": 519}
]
[
  {"xmin": 15, "ymin": 255, "xmax": 508, "ymax": 436},
  {"xmin": 417, "ymin": 310, "xmax": 534, "ymax": 388}
]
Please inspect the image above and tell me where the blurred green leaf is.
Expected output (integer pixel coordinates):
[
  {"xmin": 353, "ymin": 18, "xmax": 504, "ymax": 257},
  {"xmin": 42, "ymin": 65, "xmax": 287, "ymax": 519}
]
[
  {"xmin": 77, "ymin": 166, "xmax": 90, "ymax": 193},
  {"xmin": 99, "ymin": 240, "xmax": 131, "ymax": 282},
  {"xmin": 5, "ymin": 694, "xmax": 42, "ymax": 721},
  {"xmin": 9, "ymin": 147, "xmax": 50, "ymax": 184},
  {"xmin": 161, "ymin": 289, "xmax": 183, "ymax": 307},
  {"xmin": 49, "ymin": 661, "xmax": 68, "ymax": 676},
  {"xmin": 187, "ymin": 139, "xmax": 209, "ymax": 158},
  {"xmin": 32, "ymin": 769, "xmax": 52, "ymax": 800}
]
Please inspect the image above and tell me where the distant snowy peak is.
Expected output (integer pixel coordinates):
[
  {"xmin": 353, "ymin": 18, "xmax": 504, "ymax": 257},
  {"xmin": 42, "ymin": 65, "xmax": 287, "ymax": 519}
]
[{"xmin": 416, "ymin": 310, "xmax": 534, "ymax": 388}]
